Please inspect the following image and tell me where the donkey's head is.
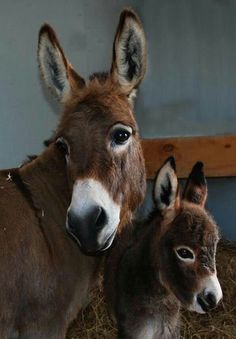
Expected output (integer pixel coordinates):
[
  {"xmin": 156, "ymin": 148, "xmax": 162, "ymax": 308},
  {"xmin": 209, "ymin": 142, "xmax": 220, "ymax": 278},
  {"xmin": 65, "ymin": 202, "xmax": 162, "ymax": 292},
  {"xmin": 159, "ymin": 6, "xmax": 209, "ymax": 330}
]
[
  {"xmin": 37, "ymin": 9, "xmax": 147, "ymax": 255},
  {"xmin": 153, "ymin": 158, "xmax": 222, "ymax": 313}
]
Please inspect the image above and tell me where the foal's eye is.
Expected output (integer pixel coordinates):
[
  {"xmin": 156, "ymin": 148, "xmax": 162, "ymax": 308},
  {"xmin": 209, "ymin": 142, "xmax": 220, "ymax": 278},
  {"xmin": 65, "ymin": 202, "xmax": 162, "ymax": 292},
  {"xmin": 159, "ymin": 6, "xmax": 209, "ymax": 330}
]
[
  {"xmin": 175, "ymin": 247, "xmax": 195, "ymax": 262},
  {"xmin": 112, "ymin": 128, "xmax": 131, "ymax": 145}
]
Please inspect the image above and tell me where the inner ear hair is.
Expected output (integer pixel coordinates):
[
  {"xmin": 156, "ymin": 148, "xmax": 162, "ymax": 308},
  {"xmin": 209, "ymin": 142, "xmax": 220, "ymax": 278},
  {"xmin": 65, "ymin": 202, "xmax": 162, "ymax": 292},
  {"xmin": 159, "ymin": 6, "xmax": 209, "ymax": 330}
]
[
  {"xmin": 111, "ymin": 8, "xmax": 147, "ymax": 94},
  {"xmin": 38, "ymin": 24, "xmax": 85, "ymax": 102},
  {"xmin": 183, "ymin": 161, "xmax": 208, "ymax": 207},
  {"xmin": 153, "ymin": 157, "xmax": 179, "ymax": 212}
]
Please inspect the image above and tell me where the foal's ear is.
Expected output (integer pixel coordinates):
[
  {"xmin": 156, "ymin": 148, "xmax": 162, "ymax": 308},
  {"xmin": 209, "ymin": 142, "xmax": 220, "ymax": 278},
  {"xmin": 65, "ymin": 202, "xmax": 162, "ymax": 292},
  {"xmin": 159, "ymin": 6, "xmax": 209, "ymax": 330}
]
[
  {"xmin": 38, "ymin": 24, "xmax": 85, "ymax": 102},
  {"xmin": 111, "ymin": 8, "xmax": 147, "ymax": 97},
  {"xmin": 183, "ymin": 162, "xmax": 208, "ymax": 208},
  {"xmin": 153, "ymin": 157, "xmax": 179, "ymax": 213}
]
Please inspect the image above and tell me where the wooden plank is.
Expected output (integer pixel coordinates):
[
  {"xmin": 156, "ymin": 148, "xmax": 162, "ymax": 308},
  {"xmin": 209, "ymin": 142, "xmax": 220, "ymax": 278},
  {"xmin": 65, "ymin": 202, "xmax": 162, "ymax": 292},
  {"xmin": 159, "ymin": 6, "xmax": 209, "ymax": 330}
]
[{"xmin": 141, "ymin": 135, "xmax": 236, "ymax": 179}]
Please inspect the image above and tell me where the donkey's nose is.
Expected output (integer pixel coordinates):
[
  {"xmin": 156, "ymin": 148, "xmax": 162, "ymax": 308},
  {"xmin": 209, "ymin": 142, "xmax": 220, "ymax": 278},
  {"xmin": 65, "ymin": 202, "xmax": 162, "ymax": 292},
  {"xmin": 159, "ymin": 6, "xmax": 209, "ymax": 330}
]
[
  {"xmin": 205, "ymin": 292, "xmax": 217, "ymax": 309},
  {"xmin": 67, "ymin": 206, "xmax": 107, "ymax": 232},
  {"xmin": 66, "ymin": 206, "xmax": 109, "ymax": 253},
  {"xmin": 197, "ymin": 292, "xmax": 217, "ymax": 312}
]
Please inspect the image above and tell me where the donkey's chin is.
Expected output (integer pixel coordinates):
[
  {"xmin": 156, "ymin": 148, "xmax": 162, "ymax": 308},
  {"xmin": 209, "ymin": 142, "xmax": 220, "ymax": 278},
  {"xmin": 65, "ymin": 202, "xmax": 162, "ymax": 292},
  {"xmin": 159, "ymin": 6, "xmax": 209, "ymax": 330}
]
[{"xmin": 66, "ymin": 225, "xmax": 117, "ymax": 256}]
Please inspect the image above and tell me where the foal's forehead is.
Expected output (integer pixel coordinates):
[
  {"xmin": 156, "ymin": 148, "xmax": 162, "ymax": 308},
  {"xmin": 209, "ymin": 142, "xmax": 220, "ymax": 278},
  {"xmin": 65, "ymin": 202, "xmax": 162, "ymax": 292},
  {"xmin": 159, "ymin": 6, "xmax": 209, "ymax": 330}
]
[{"xmin": 174, "ymin": 203, "xmax": 219, "ymax": 244}]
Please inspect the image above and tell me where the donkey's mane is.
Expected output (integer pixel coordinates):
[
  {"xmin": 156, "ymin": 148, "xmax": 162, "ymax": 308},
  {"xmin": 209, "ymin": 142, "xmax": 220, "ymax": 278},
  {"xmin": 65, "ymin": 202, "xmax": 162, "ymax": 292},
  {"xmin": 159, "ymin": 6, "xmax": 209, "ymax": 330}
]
[
  {"xmin": 89, "ymin": 72, "xmax": 109, "ymax": 84},
  {"xmin": 21, "ymin": 154, "xmax": 38, "ymax": 167}
]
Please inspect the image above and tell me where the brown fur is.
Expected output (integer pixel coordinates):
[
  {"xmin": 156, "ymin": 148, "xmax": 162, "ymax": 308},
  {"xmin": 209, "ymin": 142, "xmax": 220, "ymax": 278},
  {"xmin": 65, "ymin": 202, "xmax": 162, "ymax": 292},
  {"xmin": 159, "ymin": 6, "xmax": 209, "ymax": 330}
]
[
  {"xmin": 0, "ymin": 9, "xmax": 147, "ymax": 338},
  {"xmin": 55, "ymin": 76, "xmax": 146, "ymax": 227},
  {"xmin": 104, "ymin": 160, "xmax": 221, "ymax": 339}
]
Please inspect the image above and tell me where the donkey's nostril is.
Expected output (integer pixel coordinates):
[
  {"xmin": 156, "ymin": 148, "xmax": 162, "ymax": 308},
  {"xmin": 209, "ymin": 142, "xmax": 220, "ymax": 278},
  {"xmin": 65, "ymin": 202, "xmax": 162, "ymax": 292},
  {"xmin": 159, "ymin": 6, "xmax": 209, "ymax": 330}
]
[
  {"xmin": 67, "ymin": 210, "xmax": 78, "ymax": 232},
  {"xmin": 197, "ymin": 291, "xmax": 217, "ymax": 312},
  {"xmin": 205, "ymin": 292, "xmax": 217, "ymax": 309},
  {"xmin": 95, "ymin": 207, "xmax": 107, "ymax": 230}
]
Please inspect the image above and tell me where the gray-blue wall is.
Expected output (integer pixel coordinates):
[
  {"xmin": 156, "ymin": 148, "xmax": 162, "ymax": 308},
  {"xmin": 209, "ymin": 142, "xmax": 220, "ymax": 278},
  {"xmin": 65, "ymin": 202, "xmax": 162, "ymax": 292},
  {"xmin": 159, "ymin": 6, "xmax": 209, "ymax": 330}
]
[
  {"xmin": 0, "ymin": 0, "xmax": 235, "ymax": 239},
  {"xmin": 136, "ymin": 0, "xmax": 236, "ymax": 240},
  {"xmin": 137, "ymin": 0, "xmax": 236, "ymax": 137}
]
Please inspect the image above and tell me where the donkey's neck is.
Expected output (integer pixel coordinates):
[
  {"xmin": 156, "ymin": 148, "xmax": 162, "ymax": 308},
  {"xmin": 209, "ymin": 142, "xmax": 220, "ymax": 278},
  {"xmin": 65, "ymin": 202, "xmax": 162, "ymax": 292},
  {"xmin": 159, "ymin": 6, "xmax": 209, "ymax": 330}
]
[{"xmin": 19, "ymin": 145, "xmax": 70, "ymax": 227}]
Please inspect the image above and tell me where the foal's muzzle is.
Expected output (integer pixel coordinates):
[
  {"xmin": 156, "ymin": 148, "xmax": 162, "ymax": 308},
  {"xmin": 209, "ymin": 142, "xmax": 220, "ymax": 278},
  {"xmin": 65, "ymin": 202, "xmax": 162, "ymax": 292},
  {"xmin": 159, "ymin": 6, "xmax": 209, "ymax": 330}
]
[{"xmin": 189, "ymin": 274, "xmax": 222, "ymax": 314}]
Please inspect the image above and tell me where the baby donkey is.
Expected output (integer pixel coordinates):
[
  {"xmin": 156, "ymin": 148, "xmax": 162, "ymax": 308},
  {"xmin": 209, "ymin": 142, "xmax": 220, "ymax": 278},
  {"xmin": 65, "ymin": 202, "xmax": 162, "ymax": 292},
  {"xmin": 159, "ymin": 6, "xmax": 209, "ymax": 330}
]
[{"xmin": 104, "ymin": 158, "xmax": 222, "ymax": 339}]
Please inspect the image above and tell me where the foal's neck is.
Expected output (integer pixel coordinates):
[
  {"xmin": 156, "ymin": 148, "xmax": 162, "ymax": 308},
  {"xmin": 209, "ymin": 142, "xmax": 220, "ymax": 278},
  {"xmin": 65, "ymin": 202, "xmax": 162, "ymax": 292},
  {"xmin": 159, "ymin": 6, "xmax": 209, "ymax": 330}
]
[
  {"xmin": 132, "ymin": 217, "xmax": 163, "ymax": 292},
  {"xmin": 135, "ymin": 215, "xmax": 173, "ymax": 298},
  {"xmin": 19, "ymin": 145, "xmax": 70, "ymax": 226}
]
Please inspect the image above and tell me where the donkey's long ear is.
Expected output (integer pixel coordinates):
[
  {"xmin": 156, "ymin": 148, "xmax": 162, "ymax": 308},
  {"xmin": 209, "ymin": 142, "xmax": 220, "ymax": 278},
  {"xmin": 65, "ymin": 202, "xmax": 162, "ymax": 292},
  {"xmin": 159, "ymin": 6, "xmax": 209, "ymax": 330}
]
[
  {"xmin": 183, "ymin": 162, "xmax": 208, "ymax": 208},
  {"xmin": 111, "ymin": 9, "xmax": 147, "ymax": 96},
  {"xmin": 153, "ymin": 157, "xmax": 179, "ymax": 213},
  {"xmin": 38, "ymin": 24, "xmax": 85, "ymax": 102}
]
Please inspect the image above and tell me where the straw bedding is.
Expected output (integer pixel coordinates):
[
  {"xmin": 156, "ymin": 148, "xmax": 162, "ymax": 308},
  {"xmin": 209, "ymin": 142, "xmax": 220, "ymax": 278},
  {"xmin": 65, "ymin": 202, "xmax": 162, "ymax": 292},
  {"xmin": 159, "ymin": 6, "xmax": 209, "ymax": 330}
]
[{"xmin": 66, "ymin": 240, "xmax": 236, "ymax": 339}]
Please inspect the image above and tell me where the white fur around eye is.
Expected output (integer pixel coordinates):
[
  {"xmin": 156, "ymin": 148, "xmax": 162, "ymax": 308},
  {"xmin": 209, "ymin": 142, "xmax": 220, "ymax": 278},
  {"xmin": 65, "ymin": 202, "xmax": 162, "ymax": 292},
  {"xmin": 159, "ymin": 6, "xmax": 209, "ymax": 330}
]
[{"xmin": 175, "ymin": 246, "xmax": 195, "ymax": 263}]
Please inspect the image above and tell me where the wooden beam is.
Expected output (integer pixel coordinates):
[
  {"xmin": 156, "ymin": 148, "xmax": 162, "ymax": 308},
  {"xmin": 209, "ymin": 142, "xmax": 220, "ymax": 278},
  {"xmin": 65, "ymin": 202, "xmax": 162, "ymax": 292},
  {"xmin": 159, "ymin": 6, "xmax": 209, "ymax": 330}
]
[{"xmin": 141, "ymin": 135, "xmax": 236, "ymax": 179}]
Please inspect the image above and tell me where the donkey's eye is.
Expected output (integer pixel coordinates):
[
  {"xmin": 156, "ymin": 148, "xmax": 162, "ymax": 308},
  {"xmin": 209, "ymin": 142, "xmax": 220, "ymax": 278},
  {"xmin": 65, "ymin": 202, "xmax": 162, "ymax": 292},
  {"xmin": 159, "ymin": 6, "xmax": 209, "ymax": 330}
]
[
  {"xmin": 175, "ymin": 247, "xmax": 195, "ymax": 262},
  {"xmin": 56, "ymin": 137, "xmax": 69, "ymax": 154},
  {"xmin": 112, "ymin": 129, "xmax": 131, "ymax": 145},
  {"xmin": 177, "ymin": 248, "xmax": 193, "ymax": 259}
]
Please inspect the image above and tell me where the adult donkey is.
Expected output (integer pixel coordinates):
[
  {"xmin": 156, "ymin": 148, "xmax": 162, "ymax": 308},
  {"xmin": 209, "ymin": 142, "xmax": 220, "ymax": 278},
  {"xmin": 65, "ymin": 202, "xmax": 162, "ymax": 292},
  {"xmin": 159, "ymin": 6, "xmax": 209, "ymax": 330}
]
[{"xmin": 0, "ymin": 9, "xmax": 147, "ymax": 338}]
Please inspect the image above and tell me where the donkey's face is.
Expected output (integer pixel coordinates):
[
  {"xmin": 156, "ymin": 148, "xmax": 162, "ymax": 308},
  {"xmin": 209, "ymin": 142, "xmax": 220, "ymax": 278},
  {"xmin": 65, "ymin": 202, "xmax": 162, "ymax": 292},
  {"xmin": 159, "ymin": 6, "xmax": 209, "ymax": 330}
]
[
  {"xmin": 38, "ymin": 9, "xmax": 147, "ymax": 255},
  {"xmin": 154, "ymin": 159, "xmax": 222, "ymax": 313}
]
